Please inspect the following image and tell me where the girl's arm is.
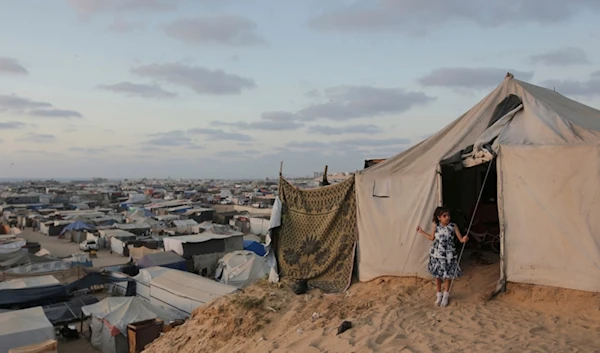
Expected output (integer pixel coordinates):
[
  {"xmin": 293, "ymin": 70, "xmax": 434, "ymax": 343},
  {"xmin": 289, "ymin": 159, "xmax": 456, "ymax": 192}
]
[
  {"xmin": 417, "ymin": 222, "xmax": 436, "ymax": 241},
  {"xmin": 455, "ymin": 226, "xmax": 469, "ymax": 243}
]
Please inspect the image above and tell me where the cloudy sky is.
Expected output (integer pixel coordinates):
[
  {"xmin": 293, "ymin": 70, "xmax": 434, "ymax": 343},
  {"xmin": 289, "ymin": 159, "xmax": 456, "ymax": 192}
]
[{"xmin": 1, "ymin": 0, "xmax": 599, "ymax": 179}]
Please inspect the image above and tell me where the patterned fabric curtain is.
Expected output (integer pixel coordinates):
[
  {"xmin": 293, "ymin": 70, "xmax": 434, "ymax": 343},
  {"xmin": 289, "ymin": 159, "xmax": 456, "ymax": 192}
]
[{"xmin": 275, "ymin": 176, "xmax": 357, "ymax": 293}]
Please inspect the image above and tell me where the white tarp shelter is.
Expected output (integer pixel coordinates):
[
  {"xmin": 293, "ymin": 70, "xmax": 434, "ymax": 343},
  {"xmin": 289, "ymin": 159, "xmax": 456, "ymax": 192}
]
[
  {"xmin": 149, "ymin": 268, "xmax": 238, "ymax": 318},
  {"xmin": 356, "ymin": 74, "xmax": 600, "ymax": 292},
  {"xmin": 215, "ymin": 250, "xmax": 270, "ymax": 288},
  {"xmin": 107, "ymin": 267, "xmax": 238, "ymax": 319},
  {"xmin": 0, "ymin": 306, "xmax": 55, "ymax": 353},
  {"xmin": 81, "ymin": 297, "xmax": 171, "ymax": 353}
]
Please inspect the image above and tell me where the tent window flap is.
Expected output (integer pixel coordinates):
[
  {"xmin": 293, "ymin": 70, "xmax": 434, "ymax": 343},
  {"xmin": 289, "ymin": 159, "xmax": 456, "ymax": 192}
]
[{"xmin": 372, "ymin": 179, "xmax": 391, "ymax": 198}]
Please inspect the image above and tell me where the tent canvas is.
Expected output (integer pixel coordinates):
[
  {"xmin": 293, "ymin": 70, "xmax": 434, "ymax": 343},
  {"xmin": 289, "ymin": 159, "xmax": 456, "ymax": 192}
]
[
  {"xmin": 0, "ymin": 306, "xmax": 55, "ymax": 353},
  {"xmin": 138, "ymin": 251, "xmax": 187, "ymax": 271},
  {"xmin": 82, "ymin": 297, "xmax": 171, "ymax": 353},
  {"xmin": 356, "ymin": 74, "xmax": 600, "ymax": 293},
  {"xmin": 215, "ymin": 250, "xmax": 270, "ymax": 288}
]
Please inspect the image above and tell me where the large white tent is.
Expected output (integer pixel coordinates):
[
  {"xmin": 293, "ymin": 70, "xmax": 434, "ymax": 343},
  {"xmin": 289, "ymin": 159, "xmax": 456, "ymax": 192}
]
[
  {"xmin": 356, "ymin": 74, "xmax": 600, "ymax": 292},
  {"xmin": 0, "ymin": 306, "xmax": 55, "ymax": 353}
]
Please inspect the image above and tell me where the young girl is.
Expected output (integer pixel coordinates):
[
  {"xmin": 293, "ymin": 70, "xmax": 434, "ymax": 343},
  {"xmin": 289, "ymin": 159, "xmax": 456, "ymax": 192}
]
[{"xmin": 417, "ymin": 206, "xmax": 468, "ymax": 307}]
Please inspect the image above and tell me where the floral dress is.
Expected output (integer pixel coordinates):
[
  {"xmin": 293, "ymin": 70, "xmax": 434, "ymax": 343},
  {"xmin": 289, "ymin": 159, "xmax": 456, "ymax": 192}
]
[{"xmin": 427, "ymin": 222, "xmax": 462, "ymax": 279}]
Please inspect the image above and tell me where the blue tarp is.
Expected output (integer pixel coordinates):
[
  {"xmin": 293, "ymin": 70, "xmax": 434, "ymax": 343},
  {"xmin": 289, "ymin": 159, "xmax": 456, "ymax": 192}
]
[
  {"xmin": 243, "ymin": 240, "xmax": 266, "ymax": 257},
  {"xmin": 60, "ymin": 220, "xmax": 95, "ymax": 235},
  {"xmin": 137, "ymin": 251, "xmax": 187, "ymax": 271}
]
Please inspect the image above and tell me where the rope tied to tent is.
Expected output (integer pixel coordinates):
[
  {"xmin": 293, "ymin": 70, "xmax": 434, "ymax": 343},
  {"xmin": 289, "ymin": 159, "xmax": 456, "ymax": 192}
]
[{"xmin": 449, "ymin": 159, "xmax": 495, "ymax": 294}]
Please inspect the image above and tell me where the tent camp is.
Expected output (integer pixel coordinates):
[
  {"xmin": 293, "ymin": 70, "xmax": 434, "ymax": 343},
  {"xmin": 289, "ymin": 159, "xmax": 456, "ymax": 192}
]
[
  {"xmin": 138, "ymin": 251, "xmax": 187, "ymax": 271},
  {"xmin": 0, "ymin": 306, "xmax": 55, "ymax": 353},
  {"xmin": 355, "ymin": 74, "xmax": 600, "ymax": 293}
]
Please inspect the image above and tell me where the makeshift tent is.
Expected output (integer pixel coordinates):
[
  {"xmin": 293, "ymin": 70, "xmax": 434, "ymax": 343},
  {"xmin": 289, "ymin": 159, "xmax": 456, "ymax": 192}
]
[
  {"xmin": 0, "ymin": 275, "xmax": 67, "ymax": 308},
  {"xmin": 0, "ymin": 306, "xmax": 55, "ymax": 353},
  {"xmin": 243, "ymin": 240, "xmax": 266, "ymax": 257},
  {"xmin": 355, "ymin": 74, "xmax": 600, "ymax": 292},
  {"xmin": 148, "ymin": 268, "xmax": 237, "ymax": 318},
  {"xmin": 82, "ymin": 297, "xmax": 171, "ymax": 353},
  {"xmin": 215, "ymin": 250, "xmax": 270, "ymax": 288},
  {"xmin": 59, "ymin": 220, "xmax": 94, "ymax": 235},
  {"xmin": 138, "ymin": 251, "xmax": 187, "ymax": 271}
]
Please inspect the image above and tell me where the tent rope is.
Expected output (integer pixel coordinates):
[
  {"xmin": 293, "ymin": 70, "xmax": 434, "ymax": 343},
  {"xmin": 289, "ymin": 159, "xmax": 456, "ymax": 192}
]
[{"xmin": 449, "ymin": 159, "xmax": 495, "ymax": 294}]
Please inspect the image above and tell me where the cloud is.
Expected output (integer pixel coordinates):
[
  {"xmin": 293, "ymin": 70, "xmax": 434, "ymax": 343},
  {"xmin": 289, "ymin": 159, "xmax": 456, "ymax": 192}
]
[
  {"xmin": 592, "ymin": 70, "xmax": 600, "ymax": 78},
  {"xmin": 108, "ymin": 19, "xmax": 145, "ymax": 33},
  {"xmin": 19, "ymin": 133, "xmax": 57, "ymax": 143},
  {"xmin": 261, "ymin": 111, "xmax": 297, "ymax": 122},
  {"xmin": 145, "ymin": 130, "xmax": 204, "ymax": 149},
  {"xmin": 131, "ymin": 62, "xmax": 257, "ymax": 95},
  {"xmin": 211, "ymin": 110, "xmax": 305, "ymax": 131},
  {"xmin": 28, "ymin": 109, "xmax": 83, "ymax": 118},
  {"xmin": 165, "ymin": 16, "xmax": 265, "ymax": 46},
  {"xmin": 540, "ymin": 77, "xmax": 600, "ymax": 97},
  {"xmin": 66, "ymin": 0, "xmax": 179, "ymax": 17},
  {"xmin": 188, "ymin": 128, "xmax": 252, "ymax": 141},
  {"xmin": 418, "ymin": 68, "xmax": 534, "ymax": 88},
  {"xmin": 286, "ymin": 137, "xmax": 410, "ymax": 150},
  {"xmin": 0, "ymin": 121, "xmax": 27, "ymax": 130},
  {"xmin": 307, "ymin": 124, "xmax": 384, "ymax": 135},
  {"xmin": 69, "ymin": 147, "xmax": 107, "ymax": 154},
  {"xmin": 214, "ymin": 149, "xmax": 261, "ymax": 159},
  {"xmin": 16, "ymin": 149, "xmax": 60, "ymax": 156},
  {"xmin": 0, "ymin": 94, "xmax": 51, "ymax": 112},
  {"xmin": 309, "ymin": 0, "xmax": 600, "ymax": 34},
  {"xmin": 296, "ymin": 85, "xmax": 435, "ymax": 121},
  {"xmin": 98, "ymin": 82, "xmax": 177, "ymax": 99},
  {"xmin": 0, "ymin": 57, "xmax": 28, "ymax": 75},
  {"xmin": 213, "ymin": 120, "xmax": 304, "ymax": 131},
  {"xmin": 0, "ymin": 94, "xmax": 83, "ymax": 118},
  {"xmin": 530, "ymin": 47, "xmax": 590, "ymax": 66}
]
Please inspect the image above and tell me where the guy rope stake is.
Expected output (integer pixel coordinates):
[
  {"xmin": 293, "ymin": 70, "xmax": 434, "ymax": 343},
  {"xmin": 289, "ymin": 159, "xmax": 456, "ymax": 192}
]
[{"xmin": 448, "ymin": 159, "xmax": 495, "ymax": 295}]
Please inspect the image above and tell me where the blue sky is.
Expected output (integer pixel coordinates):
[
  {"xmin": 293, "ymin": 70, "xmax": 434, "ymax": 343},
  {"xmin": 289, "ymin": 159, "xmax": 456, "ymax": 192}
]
[{"xmin": 1, "ymin": 0, "xmax": 599, "ymax": 179}]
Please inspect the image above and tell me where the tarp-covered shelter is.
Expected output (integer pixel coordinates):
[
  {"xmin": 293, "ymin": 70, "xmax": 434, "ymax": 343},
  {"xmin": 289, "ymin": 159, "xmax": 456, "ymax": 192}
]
[
  {"xmin": 149, "ymin": 268, "xmax": 237, "ymax": 318},
  {"xmin": 81, "ymin": 297, "xmax": 170, "ymax": 353},
  {"xmin": 215, "ymin": 250, "xmax": 270, "ymax": 288},
  {"xmin": 243, "ymin": 240, "xmax": 266, "ymax": 257},
  {"xmin": 0, "ymin": 275, "xmax": 67, "ymax": 308},
  {"xmin": 0, "ymin": 306, "xmax": 55, "ymax": 353},
  {"xmin": 138, "ymin": 251, "xmax": 186, "ymax": 271},
  {"xmin": 355, "ymin": 74, "xmax": 600, "ymax": 292},
  {"xmin": 59, "ymin": 220, "xmax": 94, "ymax": 235}
]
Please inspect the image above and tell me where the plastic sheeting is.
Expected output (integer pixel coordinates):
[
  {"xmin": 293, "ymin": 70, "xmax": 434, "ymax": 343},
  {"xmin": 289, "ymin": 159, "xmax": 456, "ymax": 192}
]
[
  {"xmin": 138, "ymin": 251, "xmax": 187, "ymax": 271},
  {"xmin": 355, "ymin": 75, "xmax": 600, "ymax": 292},
  {"xmin": 215, "ymin": 251, "xmax": 270, "ymax": 288},
  {"xmin": 264, "ymin": 196, "xmax": 281, "ymax": 283},
  {"xmin": 243, "ymin": 240, "xmax": 266, "ymax": 257},
  {"xmin": 81, "ymin": 297, "xmax": 171, "ymax": 336},
  {"xmin": 0, "ymin": 307, "xmax": 55, "ymax": 353},
  {"xmin": 149, "ymin": 269, "xmax": 237, "ymax": 318}
]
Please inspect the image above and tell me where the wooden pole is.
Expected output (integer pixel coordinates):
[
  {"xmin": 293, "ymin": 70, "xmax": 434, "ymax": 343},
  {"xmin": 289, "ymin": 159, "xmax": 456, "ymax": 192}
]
[{"xmin": 279, "ymin": 161, "xmax": 283, "ymax": 176}]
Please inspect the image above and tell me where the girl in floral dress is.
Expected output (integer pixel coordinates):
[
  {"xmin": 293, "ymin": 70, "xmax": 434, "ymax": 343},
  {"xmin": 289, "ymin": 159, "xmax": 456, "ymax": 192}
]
[{"xmin": 417, "ymin": 206, "xmax": 468, "ymax": 307}]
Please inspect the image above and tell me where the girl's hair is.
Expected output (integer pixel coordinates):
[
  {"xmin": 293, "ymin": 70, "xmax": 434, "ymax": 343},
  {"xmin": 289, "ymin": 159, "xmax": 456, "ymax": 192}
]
[{"xmin": 432, "ymin": 206, "xmax": 451, "ymax": 224}]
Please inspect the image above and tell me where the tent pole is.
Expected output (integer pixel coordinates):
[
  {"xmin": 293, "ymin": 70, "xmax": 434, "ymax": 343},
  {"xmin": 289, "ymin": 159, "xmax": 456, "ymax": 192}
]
[
  {"xmin": 436, "ymin": 164, "xmax": 443, "ymax": 206},
  {"xmin": 449, "ymin": 160, "xmax": 494, "ymax": 295}
]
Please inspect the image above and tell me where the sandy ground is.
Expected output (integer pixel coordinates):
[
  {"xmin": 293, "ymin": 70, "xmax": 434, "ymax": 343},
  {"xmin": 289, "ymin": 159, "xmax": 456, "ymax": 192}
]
[
  {"xmin": 19, "ymin": 229, "xmax": 128, "ymax": 268},
  {"xmin": 144, "ymin": 251, "xmax": 600, "ymax": 353}
]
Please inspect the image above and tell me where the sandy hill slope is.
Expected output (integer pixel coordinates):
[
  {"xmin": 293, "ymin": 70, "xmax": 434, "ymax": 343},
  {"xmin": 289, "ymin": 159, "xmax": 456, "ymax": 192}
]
[{"xmin": 144, "ymin": 256, "xmax": 600, "ymax": 353}]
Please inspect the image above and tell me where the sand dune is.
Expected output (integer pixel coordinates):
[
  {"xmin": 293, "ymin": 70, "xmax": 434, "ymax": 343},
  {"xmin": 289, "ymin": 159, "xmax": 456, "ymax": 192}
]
[{"xmin": 144, "ymin": 253, "xmax": 600, "ymax": 353}]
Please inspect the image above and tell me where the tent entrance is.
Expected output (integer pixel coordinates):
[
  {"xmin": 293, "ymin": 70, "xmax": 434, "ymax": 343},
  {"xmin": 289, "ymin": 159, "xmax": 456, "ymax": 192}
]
[{"xmin": 441, "ymin": 161, "xmax": 500, "ymax": 266}]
